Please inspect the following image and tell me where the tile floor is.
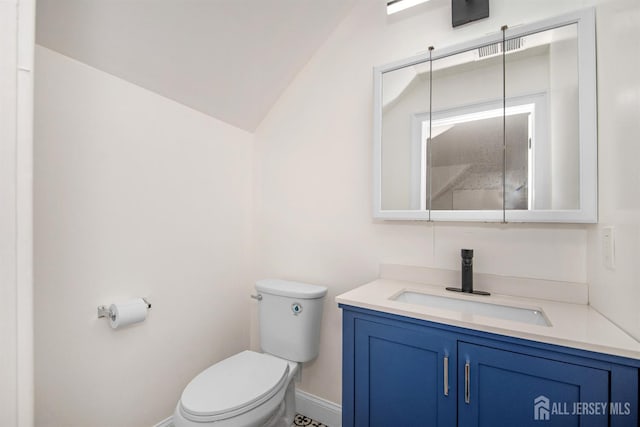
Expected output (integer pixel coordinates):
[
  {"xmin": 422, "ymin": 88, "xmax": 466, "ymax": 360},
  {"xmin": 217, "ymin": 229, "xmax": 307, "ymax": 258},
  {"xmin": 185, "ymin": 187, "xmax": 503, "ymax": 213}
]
[{"xmin": 292, "ymin": 413, "xmax": 329, "ymax": 427}]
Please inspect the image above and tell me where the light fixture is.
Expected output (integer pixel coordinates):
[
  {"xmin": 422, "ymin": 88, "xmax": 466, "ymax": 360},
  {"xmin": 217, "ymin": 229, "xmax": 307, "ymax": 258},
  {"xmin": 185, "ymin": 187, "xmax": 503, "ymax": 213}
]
[{"xmin": 386, "ymin": 0, "xmax": 431, "ymax": 15}]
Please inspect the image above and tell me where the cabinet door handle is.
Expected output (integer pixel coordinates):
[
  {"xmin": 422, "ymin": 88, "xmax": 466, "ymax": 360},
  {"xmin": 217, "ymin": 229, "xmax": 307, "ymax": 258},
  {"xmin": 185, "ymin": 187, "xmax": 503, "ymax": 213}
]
[
  {"xmin": 443, "ymin": 356, "xmax": 449, "ymax": 396},
  {"xmin": 464, "ymin": 362, "xmax": 470, "ymax": 404}
]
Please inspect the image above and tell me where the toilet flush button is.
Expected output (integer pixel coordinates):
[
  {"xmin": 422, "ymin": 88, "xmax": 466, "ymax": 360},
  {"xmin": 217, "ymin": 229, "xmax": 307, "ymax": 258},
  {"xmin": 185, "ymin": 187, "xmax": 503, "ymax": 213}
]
[{"xmin": 291, "ymin": 303, "xmax": 303, "ymax": 315}]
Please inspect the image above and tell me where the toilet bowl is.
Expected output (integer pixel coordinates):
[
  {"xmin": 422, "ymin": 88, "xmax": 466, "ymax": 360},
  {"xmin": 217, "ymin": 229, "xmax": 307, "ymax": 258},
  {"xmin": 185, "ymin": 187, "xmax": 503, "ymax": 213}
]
[
  {"xmin": 173, "ymin": 351, "xmax": 299, "ymax": 427},
  {"xmin": 173, "ymin": 279, "xmax": 327, "ymax": 427}
]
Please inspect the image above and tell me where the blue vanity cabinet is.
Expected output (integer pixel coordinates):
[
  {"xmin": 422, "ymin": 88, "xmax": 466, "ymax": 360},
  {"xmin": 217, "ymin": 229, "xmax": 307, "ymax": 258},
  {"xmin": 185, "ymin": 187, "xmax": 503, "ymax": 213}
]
[
  {"xmin": 343, "ymin": 310, "xmax": 457, "ymax": 427},
  {"xmin": 458, "ymin": 342, "xmax": 609, "ymax": 427},
  {"xmin": 341, "ymin": 305, "xmax": 640, "ymax": 427}
]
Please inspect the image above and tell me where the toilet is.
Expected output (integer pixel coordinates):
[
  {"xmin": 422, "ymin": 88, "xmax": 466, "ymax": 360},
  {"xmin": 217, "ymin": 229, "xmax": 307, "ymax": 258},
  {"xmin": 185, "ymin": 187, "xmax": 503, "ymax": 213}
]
[{"xmin": 173, "ymin": 279, "xmax": 328, "ymax": 427}]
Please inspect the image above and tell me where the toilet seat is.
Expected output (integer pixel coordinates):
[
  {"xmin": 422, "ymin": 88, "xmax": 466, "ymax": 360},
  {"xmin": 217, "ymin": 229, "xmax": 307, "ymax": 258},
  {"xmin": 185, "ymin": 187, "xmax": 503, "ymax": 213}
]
[{"xmin": 179, "ymin": 351, "xmax": 289, "ymax": 422}]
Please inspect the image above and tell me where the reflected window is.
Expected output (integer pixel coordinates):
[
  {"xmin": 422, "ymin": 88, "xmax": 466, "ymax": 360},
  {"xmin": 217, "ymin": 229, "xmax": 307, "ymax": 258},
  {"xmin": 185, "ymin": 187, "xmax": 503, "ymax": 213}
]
[{"xmin": 412, "ymin": 94, "xmax": 547, "ymax": 211}]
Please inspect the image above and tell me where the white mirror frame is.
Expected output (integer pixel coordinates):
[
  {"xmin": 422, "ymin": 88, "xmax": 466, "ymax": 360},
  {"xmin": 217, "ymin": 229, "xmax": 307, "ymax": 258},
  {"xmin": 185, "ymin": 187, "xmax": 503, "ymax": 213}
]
[{"xmin": 373, "ymin": 9, "xmax": 597, "ymax": 223}]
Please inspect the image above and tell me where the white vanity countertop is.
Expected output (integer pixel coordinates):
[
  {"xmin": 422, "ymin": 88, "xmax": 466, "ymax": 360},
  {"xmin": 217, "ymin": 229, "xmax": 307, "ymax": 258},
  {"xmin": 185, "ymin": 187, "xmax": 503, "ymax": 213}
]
[{"xmin": 336, "ymin": 278, "xmax": 640, "ymax": 361}]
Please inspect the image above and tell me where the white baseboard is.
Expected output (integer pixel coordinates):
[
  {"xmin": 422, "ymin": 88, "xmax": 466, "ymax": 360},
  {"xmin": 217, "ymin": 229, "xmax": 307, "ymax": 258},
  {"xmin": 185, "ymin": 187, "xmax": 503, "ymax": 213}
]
[
  {"xmin": 295, "ymin": 389, "xmax": 342, "ymax": 427},
  {"xmin": 152, "ymin": 415, "xmax": 173, "ymax": 427},
  {"xmin": 151, "ymin": 390, "xmax": 342, "ymax": 427}
]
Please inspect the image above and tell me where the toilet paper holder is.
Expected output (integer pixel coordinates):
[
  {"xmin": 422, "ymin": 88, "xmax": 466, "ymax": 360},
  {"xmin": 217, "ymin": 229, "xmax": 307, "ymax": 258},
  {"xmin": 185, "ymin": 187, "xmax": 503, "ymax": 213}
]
[{"xmin": 97, "ymin": 298, "xmax": 152, "ymax": 320}]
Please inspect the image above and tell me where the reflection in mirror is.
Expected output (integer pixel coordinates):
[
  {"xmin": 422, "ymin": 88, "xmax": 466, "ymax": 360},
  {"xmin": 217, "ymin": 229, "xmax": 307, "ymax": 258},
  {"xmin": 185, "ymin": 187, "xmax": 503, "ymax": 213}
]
[
  {"xmin": 505, "ymin": 24, "xmax": 579, "ymax": 211},
  {"xmin": 381, "ymin": 62, "xmax": 431, "ymax": 211},
  {"xmin": 429, "ymin": 45, "xmax": 504, "ymax": 211},
  {"xmin": 428, "ymin": 105, "xmax": 533, "ymax": 210}
]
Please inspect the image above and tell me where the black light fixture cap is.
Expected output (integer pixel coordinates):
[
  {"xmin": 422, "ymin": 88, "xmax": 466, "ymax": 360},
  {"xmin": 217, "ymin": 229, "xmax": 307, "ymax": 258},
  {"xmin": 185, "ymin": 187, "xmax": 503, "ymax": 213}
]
[{"xmin": 452, "ymin": 0, "xmax": 490, "ymax": 28}]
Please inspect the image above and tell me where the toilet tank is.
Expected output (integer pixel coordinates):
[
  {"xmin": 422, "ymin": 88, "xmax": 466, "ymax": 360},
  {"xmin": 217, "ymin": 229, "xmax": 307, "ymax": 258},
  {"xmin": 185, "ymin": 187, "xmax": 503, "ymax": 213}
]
[{"xmin": 255, "ymin": 279, "xmax": 328, "ymax": 363}]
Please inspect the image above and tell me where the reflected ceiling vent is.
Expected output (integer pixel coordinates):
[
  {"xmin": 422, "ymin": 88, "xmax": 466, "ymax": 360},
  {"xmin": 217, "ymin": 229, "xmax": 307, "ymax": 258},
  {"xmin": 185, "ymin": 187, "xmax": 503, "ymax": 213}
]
[{"xmin": 477, "ymin": 37, "xmax": 524, "ymax": 59}]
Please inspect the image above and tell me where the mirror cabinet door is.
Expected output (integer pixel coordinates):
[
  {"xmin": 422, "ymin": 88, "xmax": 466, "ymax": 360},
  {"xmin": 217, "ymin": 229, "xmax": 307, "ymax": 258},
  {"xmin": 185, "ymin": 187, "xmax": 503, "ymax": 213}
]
[
  {"xmin": 429, "ymin": 43, "xmax": 505, "ymax": 221},
  {"xmin": 504, "ymin": 23, "xmax": 582, "ymax": 221},
  {"xmin": 380, "ymin": 61, "xmax": 431, "ymax": 214}
]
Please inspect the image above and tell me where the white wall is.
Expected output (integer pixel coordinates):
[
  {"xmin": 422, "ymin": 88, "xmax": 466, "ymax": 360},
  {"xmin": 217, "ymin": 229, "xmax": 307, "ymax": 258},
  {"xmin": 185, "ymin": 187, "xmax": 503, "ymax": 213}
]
[
  {"xmin": 587, "ymin": 0, "xmax": 640, "ymax": 341},
  {"xmin": 34, "ymin": 46, "xmax": 253, "ymax": 426},
  {"xmin": 0, "ymin": 0, "xmax": 34, "ymax": 426},
  {"xmin": 253, "ymin": 0, "xmax": 600, "ymax": 406},
  {"xmin": 0, "ymin": 4, "xmax": 20, "ymax": 425}
]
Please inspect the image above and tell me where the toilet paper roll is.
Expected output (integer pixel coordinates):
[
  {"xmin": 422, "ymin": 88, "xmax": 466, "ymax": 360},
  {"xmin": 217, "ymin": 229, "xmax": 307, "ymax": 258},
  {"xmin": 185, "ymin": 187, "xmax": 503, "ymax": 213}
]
[{"xmin": 109, "ymin": 298, "xmax": 148, "ymax": 329}]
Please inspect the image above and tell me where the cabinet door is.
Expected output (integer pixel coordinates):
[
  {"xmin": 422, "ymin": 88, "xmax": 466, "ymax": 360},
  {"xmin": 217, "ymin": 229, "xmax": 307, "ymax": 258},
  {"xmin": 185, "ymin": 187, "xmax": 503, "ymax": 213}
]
[
  {"xmin": 458, "ymin": 342, "xmax": 609, "ymax": 427},
  {"xmin": 353, "ymin": 318, "xmax": 456, "ymax": 427}
]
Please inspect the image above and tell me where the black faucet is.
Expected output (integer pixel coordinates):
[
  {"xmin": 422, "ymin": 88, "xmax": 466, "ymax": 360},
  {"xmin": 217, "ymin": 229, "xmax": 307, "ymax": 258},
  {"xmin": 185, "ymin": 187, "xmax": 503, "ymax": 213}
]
[
  {"xmin": 461, "ymin": 249, "xmax": 474, "ymax": 292},
  {"xmin": 446, "ymin": 249, "xmax": 490, "ymax": 296}
]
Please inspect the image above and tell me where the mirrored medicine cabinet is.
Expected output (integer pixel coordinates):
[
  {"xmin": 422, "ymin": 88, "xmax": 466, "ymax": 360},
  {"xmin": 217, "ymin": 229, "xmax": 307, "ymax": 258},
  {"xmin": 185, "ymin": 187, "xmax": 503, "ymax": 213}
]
[{"xmin": 373, "ymin": 9, "xmax": 597, "ymax": 223}]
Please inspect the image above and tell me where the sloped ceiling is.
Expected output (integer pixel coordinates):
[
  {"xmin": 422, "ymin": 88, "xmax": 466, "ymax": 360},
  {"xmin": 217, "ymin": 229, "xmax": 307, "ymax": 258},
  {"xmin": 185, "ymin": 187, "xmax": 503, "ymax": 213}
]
[{"xmin": 36, "ymin": 0, "xmax": 357, "ymax": 131}]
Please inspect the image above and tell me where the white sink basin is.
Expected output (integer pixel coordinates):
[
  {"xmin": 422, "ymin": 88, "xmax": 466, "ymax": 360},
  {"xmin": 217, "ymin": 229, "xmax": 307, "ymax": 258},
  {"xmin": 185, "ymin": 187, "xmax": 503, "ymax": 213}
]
[{"xmin": 392, "ymin": 291, "xmax": 550, "ymax": 326}]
